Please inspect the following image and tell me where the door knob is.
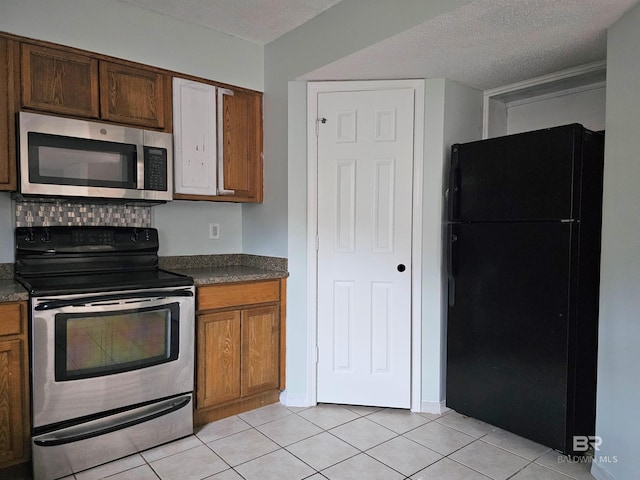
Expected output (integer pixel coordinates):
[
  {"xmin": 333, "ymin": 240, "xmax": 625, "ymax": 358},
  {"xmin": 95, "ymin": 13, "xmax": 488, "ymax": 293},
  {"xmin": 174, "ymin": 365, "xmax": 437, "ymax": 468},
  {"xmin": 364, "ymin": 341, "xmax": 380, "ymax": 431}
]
[{"xmin": 397, "ymin": 264, "xmax": 406, "ymax": 272}]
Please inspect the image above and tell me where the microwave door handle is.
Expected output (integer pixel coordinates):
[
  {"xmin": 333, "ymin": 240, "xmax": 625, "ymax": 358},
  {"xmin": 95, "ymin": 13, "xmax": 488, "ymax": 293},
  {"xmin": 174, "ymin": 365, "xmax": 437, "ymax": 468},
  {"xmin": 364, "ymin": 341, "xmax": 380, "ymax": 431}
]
[
  {"xmin": 137, "ymin": 142, "xmax": 145, "ymax": 190},
  {"xmin": 448, "ymin": 146, "xmax": 461, "ymax": 222},
  {"xmin": 34, "ymin": 288, "xmax": 194, "ymax": 311},
  {"xmin": 217, "ymin": 88, "xmax": 236, "ymax": 196}
]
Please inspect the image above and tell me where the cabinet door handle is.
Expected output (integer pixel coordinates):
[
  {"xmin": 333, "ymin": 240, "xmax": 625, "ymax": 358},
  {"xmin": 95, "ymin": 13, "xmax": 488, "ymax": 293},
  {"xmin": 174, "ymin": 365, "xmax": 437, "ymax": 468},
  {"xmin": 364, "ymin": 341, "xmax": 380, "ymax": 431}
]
[{"xmin": 217, "ymin": 88, "xmax": 236, "ymax": 195}]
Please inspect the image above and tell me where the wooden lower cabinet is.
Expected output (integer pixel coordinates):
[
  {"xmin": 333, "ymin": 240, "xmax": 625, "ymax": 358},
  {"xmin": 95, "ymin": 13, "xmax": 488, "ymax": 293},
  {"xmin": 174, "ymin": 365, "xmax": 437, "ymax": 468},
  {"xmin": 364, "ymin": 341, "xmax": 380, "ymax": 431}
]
[
  {"xmin": 240, "ymin": 306, "xmax": 280, "ymax": 397},
  {"xmin": 0, "ymin": 302, "xmax": 29, "ymax": 468},
  {"xmin": 194, "ymin": 279, "xmax": 285, "ymax": 425},
  {"xmin": 198, "ymin": 310, "xmax": 242, "ymax": 407}
]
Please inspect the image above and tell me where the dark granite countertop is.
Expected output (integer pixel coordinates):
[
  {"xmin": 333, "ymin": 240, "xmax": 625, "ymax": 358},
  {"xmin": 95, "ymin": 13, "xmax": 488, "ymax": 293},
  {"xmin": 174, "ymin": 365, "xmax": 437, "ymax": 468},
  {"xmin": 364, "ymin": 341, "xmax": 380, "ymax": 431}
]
[
  {"xmin": 0, "ymin": 278, "xmax": 29, "ymax": 303},
  {"xmin": 0, "ymin": 264, "xmax": 28, "ymax": 302},
  {"xmin": 171, "ymin": 265, "xmax": 288, "ymax": 286},
  {"xmin": 0, "ymin": 255, "xmax": 288, "ymax": 302},
  {"xmin": 159, "ymin": 254, "xmax": 288, "ymax": 287}
]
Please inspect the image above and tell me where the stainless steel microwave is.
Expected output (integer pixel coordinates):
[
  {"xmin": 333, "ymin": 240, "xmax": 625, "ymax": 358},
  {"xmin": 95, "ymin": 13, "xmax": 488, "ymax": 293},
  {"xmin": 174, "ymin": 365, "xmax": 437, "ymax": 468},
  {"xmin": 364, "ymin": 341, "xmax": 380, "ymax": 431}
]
[{"xmin": 18, "ymin": 112, "xmax": 173, "ymax": 202}]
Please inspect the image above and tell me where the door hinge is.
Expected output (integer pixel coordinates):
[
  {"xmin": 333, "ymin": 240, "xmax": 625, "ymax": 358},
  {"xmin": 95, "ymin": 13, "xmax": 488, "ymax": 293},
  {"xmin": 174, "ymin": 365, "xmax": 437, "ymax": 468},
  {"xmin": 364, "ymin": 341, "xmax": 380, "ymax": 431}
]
[
  {"xmin": 315, "ymin": 235, "xmax": 319, "ymax": 252},
  {"xmin": 316, "ymin": 117, "xmax": 327, "ymax": 136},
  {"xmin": 315, "ymin": 346, "xmax": 319, "ymax": 364}
]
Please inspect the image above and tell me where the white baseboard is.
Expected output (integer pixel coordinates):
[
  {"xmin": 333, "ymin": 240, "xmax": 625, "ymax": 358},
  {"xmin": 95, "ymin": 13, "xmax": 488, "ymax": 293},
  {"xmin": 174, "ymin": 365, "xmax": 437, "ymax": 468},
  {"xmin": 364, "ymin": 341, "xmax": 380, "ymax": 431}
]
[
  {"xmin": 280, "ymin": 391, "xmax": 451, "ymax": 415},
  {"xmin": 420, "ymin": 400, "xmax": 449, "ymax": 415},
  {"xmin": 280, "ymin": 391, "xmax": 314, "ymax": 408}
]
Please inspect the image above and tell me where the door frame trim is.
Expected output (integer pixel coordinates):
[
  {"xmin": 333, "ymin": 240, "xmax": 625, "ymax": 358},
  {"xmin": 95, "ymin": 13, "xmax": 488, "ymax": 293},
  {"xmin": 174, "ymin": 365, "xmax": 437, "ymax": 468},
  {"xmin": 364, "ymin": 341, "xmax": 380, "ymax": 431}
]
[{"xmin": 306, "ymin": 80, "xmax": 425, "ymax": 411}]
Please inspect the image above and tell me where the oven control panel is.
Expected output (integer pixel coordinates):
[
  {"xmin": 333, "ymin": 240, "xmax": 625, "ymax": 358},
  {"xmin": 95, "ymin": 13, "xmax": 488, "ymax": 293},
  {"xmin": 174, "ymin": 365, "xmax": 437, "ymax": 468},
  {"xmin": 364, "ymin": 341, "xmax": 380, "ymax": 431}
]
[
  {"xmin": 16, "ymin": 226, "xmax": 159, "ymax": 252},
  {"xmin": 72, "ymin": 229, "xmax": 116, "ymax": 245}
]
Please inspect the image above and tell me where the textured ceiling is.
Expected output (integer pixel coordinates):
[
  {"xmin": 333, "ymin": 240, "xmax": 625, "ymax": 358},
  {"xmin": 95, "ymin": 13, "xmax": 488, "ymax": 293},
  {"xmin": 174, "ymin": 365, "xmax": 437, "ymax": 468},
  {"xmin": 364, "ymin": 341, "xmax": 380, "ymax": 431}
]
[
  {"xmin": 302, "ymin": 0, "xmax": 639, "ymax": 89},
  {"xmin": 115, "ymin": 0, "xmax": 639, "ymax": 90},
  {"xmin": 116, "ymin": 0, "xmax": 344, "ymax": 44}
]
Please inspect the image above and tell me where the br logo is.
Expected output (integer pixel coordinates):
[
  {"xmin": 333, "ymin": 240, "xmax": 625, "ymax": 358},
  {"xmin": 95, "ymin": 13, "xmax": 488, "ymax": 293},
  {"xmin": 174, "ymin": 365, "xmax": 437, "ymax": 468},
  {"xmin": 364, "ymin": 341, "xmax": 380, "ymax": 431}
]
[{"xmin": 573, "ymin": 435, "xmax": 603, "ymax": 452}]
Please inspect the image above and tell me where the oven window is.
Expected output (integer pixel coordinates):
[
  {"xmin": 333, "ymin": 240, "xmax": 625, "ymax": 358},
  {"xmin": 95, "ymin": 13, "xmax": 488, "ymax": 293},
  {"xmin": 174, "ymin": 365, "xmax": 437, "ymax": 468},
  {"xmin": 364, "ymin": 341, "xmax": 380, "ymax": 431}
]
[
  {"xmin": 54, "ymin": 303, "xmax": 180, "ymax": 381},
  {"xmin": 28, "ymin": 132, "xmax": 137, "ymax": 188}
]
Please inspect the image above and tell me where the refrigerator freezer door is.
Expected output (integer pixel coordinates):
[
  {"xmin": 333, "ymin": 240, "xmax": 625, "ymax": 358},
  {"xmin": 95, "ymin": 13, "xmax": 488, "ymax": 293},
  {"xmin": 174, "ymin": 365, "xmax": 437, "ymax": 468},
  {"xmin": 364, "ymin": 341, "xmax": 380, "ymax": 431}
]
[
  {"xmin": 446, "ymin": 222, "xmax": 578, "ymax": 452},
  {"xmin": 450, "ymin": 124, "xmax": 582, "ymax": 222}
]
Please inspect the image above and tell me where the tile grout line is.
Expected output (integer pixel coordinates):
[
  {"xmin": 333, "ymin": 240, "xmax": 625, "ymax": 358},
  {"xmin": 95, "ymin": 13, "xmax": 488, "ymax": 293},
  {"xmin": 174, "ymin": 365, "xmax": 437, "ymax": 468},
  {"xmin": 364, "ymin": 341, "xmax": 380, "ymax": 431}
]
[{"xmin": 65, "ymin": 405, "xmax": 590, "ymax": 480}]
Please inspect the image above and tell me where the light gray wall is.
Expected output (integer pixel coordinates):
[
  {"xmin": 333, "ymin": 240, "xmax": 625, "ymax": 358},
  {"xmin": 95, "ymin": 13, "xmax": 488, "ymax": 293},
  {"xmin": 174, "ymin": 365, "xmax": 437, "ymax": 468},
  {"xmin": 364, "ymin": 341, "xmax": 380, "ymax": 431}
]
[
  {"xmin": 506, "ymin": 87, "xmax": 606, "ymax": 134},
  {"xmin": 281, "ymin": 81, "xmax": 310, "ymax": 401},
  {"xmin": 418, "ymin": 79, "xmax": 483, "ymax": 407},
  {"xmin": 438, "ymin": 80, "xmax": 484, "ymax": 398},
  {"xmin": 154, "ymin": 201, "xmax": 242, "ymax": 256},
  {"xmin": 0, "ymin": 193, "xmax": 13, "ymax": 262},
  {"xmin": 0, "ymin": 0, "xmax": 264, "ymax": 259},
  {"xmin": 593, "ymin": 4, "xmax": 640, "ymax": 479}
]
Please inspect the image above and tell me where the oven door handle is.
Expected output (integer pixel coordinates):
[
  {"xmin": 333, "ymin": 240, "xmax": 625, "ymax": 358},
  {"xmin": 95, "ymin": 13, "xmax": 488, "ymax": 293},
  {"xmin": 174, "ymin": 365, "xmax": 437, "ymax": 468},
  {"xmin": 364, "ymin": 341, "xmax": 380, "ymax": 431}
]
[
  {"xmin": 33, "ymin": 395, "xmax": 191, "ymax": 447},
  {"xmin": 34, "ymin": 288, "xmax": 194, "ymax": 311}
]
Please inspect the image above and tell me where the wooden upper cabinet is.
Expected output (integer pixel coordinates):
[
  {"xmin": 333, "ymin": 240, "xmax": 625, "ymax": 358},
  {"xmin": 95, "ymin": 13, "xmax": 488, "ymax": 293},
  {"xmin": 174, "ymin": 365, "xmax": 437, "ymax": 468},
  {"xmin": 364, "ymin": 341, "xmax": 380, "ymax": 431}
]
[
  {"xmin": 0, "ymin": 36, "xmax": 17, "ymax": 190},
  {"xmin": 21, "ymin": 43, "xmax": 99, "ymax": 118},
  {"xmin": 173, "ymin": 83, "xmax": 263, "ymax": 203},
  {"xmin": 19, "ymin": 42, "xmax": 171, "ymax": 132},
  {"xmin": 100, "ymin": 61, "xmax": 169, "ymax": 130},
  {"xmin": 218, "ymin": 88, "xmax": 263, "ymax": 201}
]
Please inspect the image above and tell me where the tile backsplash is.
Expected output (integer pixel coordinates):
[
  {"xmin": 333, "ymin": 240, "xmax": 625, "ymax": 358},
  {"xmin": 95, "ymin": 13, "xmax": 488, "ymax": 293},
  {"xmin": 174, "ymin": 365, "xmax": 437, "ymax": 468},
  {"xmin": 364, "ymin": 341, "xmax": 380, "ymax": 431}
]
[{"xmin": 15, "ymin": 200, "xmax": 152, "ymax": 227}]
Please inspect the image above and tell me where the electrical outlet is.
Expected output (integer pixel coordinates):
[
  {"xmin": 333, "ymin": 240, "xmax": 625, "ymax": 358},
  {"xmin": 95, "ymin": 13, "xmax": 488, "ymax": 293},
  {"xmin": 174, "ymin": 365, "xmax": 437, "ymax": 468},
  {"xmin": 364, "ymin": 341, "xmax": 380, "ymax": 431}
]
[{"xmin": 209, "ymin": 223, "xmax": 220, "ymax": 240}]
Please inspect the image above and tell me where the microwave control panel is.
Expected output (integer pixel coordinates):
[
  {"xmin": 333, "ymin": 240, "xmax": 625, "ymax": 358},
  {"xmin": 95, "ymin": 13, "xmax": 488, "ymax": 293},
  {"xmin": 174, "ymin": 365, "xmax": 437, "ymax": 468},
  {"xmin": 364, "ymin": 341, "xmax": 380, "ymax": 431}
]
[{"xmin": 144, "ymin": 147, "xmax": 168, "ymax": 191}]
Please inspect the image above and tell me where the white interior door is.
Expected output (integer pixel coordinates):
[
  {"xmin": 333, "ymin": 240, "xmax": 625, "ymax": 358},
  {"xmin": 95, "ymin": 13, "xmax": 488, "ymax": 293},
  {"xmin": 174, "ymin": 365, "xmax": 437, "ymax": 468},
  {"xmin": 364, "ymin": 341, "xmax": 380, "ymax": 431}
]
[{"xmin": 316, "ymin": 88, "xmax": 415, "ymax": 408}]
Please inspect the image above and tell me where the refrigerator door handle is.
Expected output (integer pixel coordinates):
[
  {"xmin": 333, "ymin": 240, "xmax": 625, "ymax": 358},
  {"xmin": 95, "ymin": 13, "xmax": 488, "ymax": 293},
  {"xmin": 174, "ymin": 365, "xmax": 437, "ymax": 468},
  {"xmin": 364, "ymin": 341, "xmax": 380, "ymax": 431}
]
[
  {"xmin": 447, "ymin": 224, "xmax": 458, "ymax": 307},
  {"xmin": 448, "ymin": 146, "xmax": 460, "ymax": 221}
]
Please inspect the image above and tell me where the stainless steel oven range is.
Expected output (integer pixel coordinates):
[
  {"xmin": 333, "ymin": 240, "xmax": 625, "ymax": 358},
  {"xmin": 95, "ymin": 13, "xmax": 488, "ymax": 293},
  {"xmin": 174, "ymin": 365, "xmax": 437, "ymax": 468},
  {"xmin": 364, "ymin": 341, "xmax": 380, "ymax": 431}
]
[{"xmin": 14, "ymin": 226, "xmax": 195, "ymax": 480}]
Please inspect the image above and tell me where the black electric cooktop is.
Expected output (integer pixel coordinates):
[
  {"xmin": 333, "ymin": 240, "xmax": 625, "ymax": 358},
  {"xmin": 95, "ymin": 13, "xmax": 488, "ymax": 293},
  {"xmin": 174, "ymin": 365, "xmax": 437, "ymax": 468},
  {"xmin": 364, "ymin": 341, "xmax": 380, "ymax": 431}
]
[
  {"xmin": 14, "ymin": 226, "xmax": 193, "ymax": 296},
  {"xmin": 15, "ymin": 269, "xmax": 193, "ymax": 296}
]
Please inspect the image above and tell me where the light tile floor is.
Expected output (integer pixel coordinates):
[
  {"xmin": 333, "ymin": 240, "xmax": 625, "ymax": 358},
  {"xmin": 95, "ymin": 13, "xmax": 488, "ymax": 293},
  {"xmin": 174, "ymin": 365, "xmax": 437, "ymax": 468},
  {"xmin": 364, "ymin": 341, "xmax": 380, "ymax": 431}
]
[{"xmin": 6, "ymin": 404, "xmax": 596, "ymax": 480}]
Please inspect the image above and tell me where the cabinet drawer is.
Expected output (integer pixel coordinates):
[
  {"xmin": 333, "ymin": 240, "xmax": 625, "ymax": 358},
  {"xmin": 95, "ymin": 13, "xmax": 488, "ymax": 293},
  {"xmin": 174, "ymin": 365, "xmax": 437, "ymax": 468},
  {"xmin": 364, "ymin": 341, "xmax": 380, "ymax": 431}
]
[
  {"xmin": 198, "ymin": 280, "xmax": 280, "ymax": 311},
  {"xmin": 0, "ymin": 303, "xmax": 23, "ymax": 336}
]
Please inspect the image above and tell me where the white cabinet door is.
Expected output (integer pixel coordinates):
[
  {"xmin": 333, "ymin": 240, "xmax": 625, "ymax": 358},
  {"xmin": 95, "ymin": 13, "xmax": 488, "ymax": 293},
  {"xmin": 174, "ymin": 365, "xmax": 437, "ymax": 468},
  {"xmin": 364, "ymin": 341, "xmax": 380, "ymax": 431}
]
[{"xmin": 172, "ymin": 78, "xmax": 217, "ymax": 195}]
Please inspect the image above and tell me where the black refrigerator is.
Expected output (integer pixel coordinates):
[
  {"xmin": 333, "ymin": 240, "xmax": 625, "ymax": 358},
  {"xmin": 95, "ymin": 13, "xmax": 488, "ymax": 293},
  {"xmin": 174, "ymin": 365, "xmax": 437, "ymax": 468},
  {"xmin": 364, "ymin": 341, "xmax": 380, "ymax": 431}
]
[{"xmin": 445, "ymin": 124, "xmax": 604, "ymax": 454}]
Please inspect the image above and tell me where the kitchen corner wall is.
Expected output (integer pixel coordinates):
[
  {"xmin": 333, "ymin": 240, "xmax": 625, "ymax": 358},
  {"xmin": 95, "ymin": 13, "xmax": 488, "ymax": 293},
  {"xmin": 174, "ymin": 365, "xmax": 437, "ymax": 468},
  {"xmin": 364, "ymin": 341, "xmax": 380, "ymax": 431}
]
[
  {"xmin": 0, "ymin": 193, "xmax": 13, "ymax": 262},
  {"xmin": 593, "ymin": 3, "xmax": 640, "ymax": 479}
]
